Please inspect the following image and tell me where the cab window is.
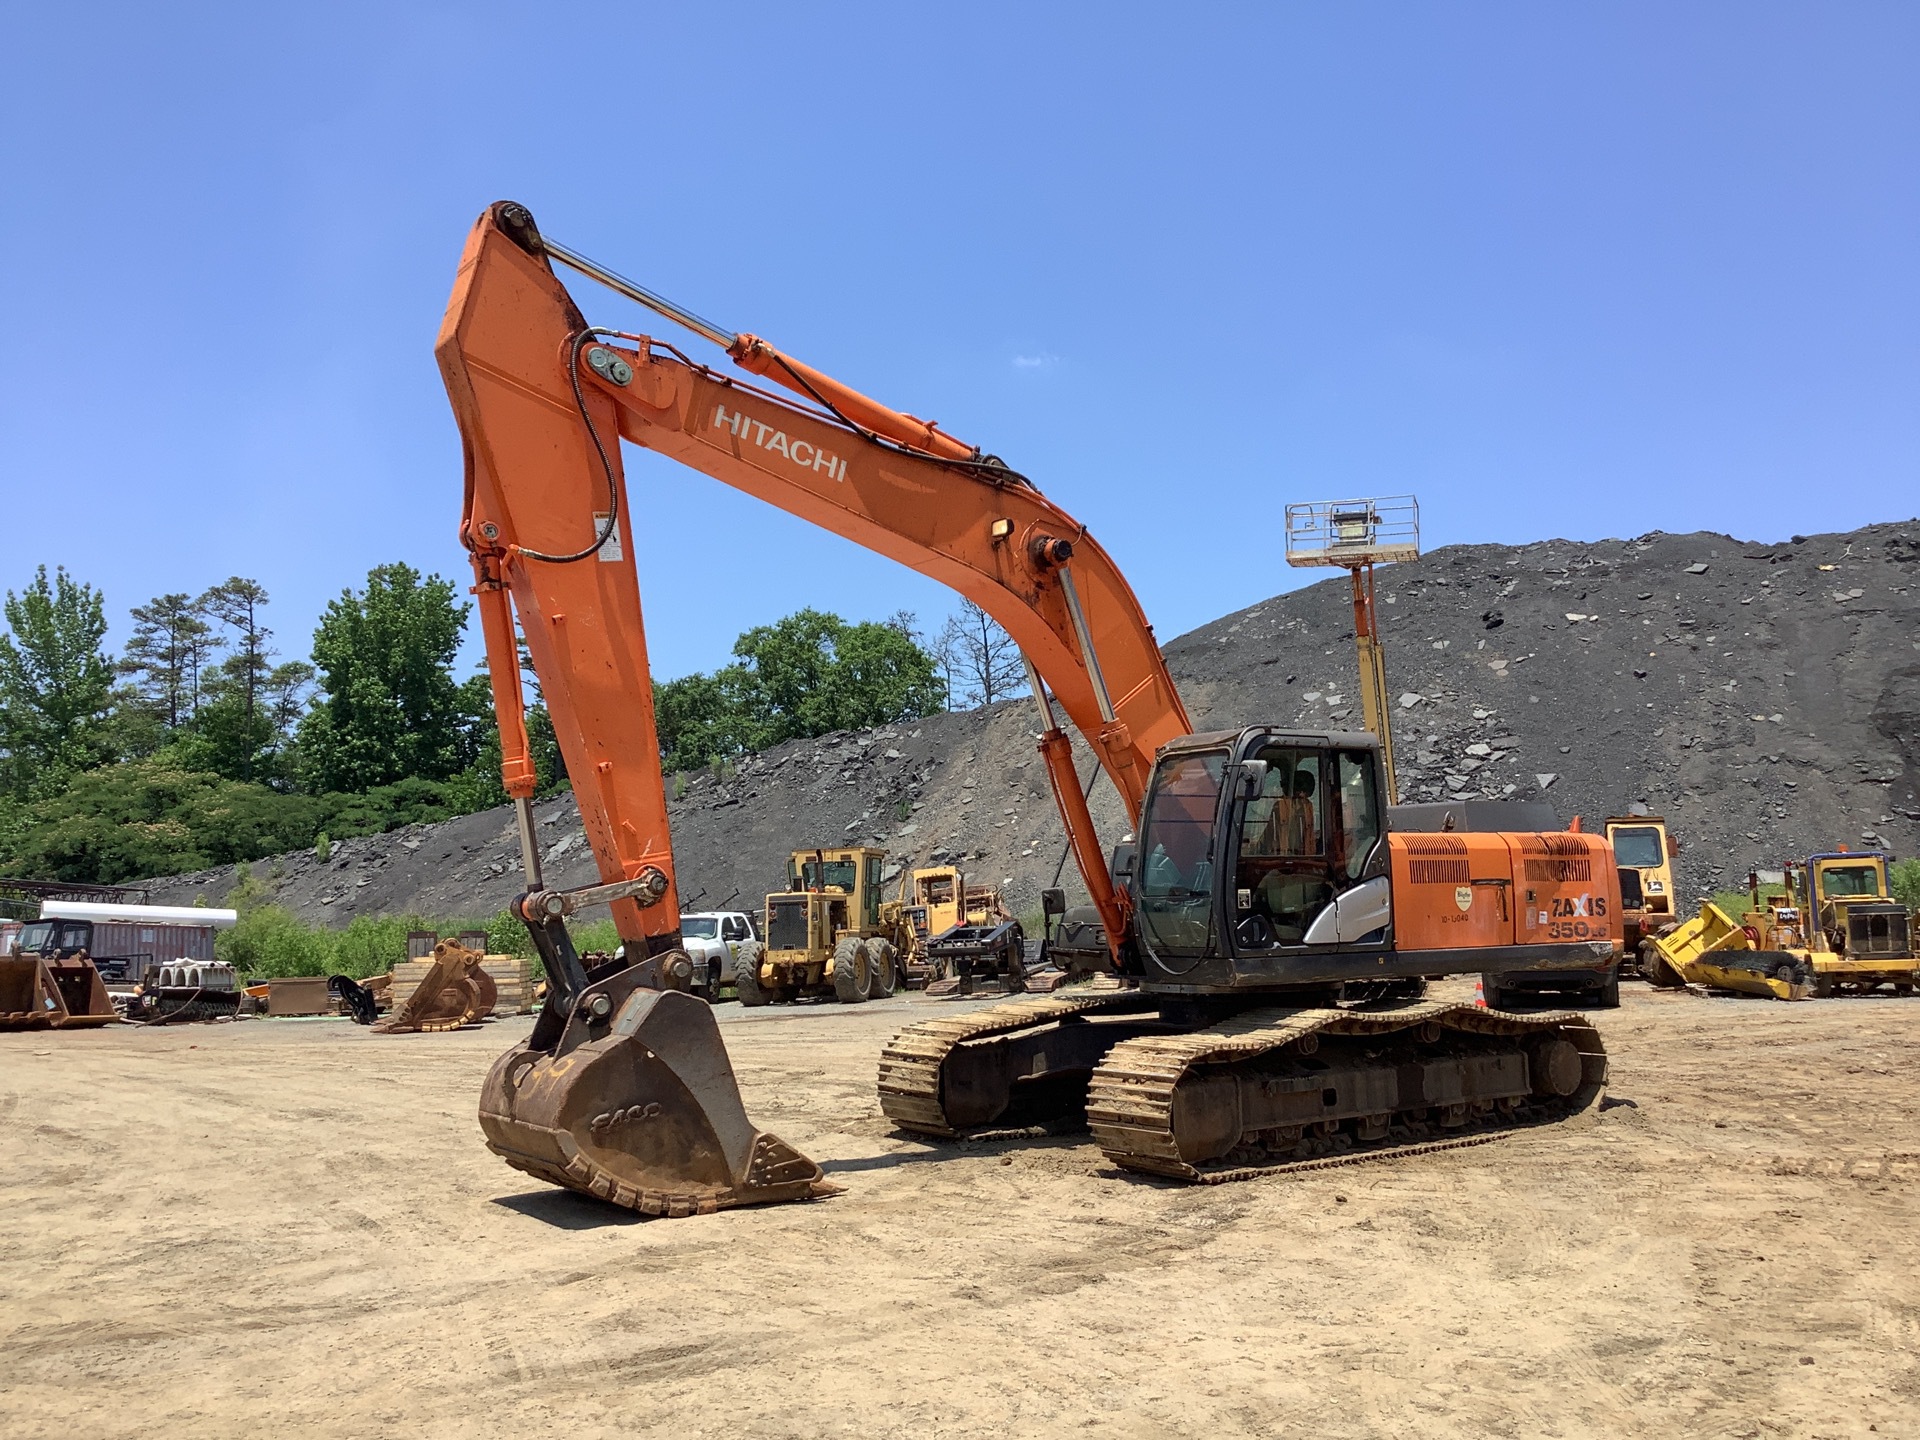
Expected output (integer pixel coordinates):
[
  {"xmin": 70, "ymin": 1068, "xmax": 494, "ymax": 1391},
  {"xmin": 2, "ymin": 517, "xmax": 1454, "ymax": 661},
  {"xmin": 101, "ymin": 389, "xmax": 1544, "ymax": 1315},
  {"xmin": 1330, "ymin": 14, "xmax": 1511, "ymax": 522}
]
[
  {"xmin": 1336, "ymin": 750, "xmax": 1380, "ymax": 882},
  {"xmin": 1610, "ymin": 826, "xmax": 1666, "ymax": 870},
  {"xmin": 1818, "ymin": 864, "xmax": 1883, "ymax": 899},
  {"xmin": 799, "ymin": 859, "xmax": 858, "ymax": 891},
  {"xmin": 1233, "ymin": 746, "xmax": 1379, "ymax": 946}
]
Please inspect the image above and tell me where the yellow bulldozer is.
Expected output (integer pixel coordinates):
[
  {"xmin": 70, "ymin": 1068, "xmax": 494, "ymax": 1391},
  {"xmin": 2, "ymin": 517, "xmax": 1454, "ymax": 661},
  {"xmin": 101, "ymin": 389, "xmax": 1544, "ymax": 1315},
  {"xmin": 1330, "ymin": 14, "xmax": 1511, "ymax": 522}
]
[
  {"xmin": 735, "ymin": 848, "xmax": 913, "ymax": 1005},
  {"xmin": 1647, "ymin": 847, "xmax": 1916, "ymax": 999}
]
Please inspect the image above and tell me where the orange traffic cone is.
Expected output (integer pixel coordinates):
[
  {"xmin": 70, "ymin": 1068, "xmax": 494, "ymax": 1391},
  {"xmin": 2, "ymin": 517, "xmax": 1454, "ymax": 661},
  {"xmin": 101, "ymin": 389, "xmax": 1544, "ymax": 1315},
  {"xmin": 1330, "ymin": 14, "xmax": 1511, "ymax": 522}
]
[{"xmin": 1473, "ymin": 977, "xmax": 1488, "ymax": 1009}]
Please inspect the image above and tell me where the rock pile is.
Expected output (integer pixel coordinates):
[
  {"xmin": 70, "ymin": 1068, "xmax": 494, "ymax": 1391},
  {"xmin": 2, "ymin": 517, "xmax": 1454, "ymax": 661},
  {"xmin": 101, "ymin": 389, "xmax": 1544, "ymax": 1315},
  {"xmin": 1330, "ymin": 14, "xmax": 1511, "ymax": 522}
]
[{"xmin": 148, "ymin": 520, "xmax": 1920, "ymax": 921}]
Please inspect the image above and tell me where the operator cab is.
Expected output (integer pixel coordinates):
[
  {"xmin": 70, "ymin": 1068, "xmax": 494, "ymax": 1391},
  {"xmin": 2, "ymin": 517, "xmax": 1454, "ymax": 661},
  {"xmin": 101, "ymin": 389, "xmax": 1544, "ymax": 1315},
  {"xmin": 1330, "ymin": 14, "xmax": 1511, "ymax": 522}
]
[
  {"xmin": 14, "ymin": 919, "xmax": 93, "ymax": 959},
  {"xmin": 1129, "ymin": 728, "xmax": 1389, "ymax": 990}
]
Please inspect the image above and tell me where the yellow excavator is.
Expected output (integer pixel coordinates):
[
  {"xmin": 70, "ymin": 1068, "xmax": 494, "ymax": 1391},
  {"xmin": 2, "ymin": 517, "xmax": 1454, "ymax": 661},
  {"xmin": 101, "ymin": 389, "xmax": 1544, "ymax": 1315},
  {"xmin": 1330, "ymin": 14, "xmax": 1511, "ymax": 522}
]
[{"xmin": 439, "ymin": 203, "xmax": 1613, "ymax": 1217}]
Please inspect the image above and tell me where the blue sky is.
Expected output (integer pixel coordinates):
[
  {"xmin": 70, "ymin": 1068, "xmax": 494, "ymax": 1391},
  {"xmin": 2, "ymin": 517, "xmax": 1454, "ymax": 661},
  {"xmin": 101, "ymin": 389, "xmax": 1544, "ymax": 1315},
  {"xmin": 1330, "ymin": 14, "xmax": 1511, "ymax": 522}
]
[{"xmin": 2, "ymin": 3, "xmax": 1914, "ymax": 682}]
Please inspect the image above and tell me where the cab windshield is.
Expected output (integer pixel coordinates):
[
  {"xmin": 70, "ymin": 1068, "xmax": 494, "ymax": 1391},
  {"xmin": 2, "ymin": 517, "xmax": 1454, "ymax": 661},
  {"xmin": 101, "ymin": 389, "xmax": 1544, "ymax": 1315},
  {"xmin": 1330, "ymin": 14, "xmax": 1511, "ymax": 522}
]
[
  {"xmin": 16, "ymin": 920, "xmax": 86, "ymax": 954},
  {"xmin": 1136, "ymin": 751, "xmax": 1227, "ymax": 955},
  {"xmin": 791, "ymin": 859, "xmax": 859, "ymax": 891},
  {"xmin": 1818, "ymin": 864, "xmax": 1884, "ymax": 899},
  {"xmin": 679, "ymin": 917, "xmax": 719, "ymax": 939},
  {"xmin": 1610, "ymin": 826, "xmax": 1666, "ymax": 870}
]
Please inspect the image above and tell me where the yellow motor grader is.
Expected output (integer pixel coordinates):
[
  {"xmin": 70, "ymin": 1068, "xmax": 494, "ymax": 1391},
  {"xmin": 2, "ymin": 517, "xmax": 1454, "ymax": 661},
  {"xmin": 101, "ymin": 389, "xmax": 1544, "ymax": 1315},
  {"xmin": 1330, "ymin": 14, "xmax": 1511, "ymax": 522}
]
[
  {"xmin": 736, "ymin": 848, "xmax": 913, "ymax": 1005},
  {"xmin": 893, "ymin": 864, "xmax": 1046, "ymax": 996}
]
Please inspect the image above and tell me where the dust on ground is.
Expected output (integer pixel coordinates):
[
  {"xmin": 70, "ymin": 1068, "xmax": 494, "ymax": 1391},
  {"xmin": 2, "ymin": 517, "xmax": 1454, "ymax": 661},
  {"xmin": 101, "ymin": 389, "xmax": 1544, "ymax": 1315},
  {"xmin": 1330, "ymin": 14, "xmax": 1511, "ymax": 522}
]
[{"xmin": 3, "ymin": 982, "xmax": 1917, "ymax": 1439}]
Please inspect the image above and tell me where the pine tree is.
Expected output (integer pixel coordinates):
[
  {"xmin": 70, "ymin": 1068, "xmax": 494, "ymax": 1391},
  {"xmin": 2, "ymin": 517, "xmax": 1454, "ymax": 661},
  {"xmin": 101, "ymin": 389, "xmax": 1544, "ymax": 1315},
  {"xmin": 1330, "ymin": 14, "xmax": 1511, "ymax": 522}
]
[{"xmin": 120, "ymin": 591, "xmax": 217, "ymax": 731}]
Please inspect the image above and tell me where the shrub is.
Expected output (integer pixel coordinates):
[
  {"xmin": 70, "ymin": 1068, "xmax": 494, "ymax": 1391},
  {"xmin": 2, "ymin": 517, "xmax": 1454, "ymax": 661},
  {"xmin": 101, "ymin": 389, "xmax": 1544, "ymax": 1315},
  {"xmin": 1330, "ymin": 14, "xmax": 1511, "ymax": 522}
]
[{"xmin": 1891, "ymin": 857, "xmax": 1920, "ymax": 914}]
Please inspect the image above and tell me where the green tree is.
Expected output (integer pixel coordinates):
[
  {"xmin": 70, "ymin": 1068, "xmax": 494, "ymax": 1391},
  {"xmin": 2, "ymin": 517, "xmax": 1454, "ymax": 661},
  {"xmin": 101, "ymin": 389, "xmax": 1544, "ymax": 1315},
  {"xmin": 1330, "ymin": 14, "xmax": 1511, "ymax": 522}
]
[
  {"xmin": 653, "ymin": 666, "xmax": 760, "ymax": 772},
  {"xmin": 120, "ymin": 591, "xmax": 219, "ymax": 731},
  {"xmin": 0, "ymin": 565, "xmax": 116, "ymax": 799},
  {"xmin": 298, "ymin": 563, "xmax": 478, "ymax": 793},
  {"xmin": 0, "ymin": 758, "xmax": 323, "ymax": 883},
  {"xmin": 731, "ymin": 607, "xmax": 942, "ymax": 743},
  {"xmin": 1892, "ymin": 858, "xmax": 1920, "ymax": 914},
  {"xmin": 650, "ymin": 608, "xmax": 943, "ymax": 768}
]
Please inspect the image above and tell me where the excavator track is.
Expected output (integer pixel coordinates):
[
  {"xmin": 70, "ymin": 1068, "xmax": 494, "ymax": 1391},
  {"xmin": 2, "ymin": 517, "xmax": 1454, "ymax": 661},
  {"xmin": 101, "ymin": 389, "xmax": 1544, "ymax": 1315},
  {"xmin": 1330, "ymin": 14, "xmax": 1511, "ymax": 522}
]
[
  {"xmin": 1085, "ymin": 1001, "xmax": 1606, "ymax": 1182},
  {"xmin": 877, "ymin": 981, "xmax": 1157, "ymax": 1136}
]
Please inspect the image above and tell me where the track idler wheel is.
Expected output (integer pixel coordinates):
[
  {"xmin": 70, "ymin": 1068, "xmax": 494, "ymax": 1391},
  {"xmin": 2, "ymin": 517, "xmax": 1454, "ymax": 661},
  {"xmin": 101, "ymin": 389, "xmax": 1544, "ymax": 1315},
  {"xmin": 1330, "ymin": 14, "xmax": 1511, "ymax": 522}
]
[{"xmin": 479, "ymin": 986, "xmax": 836, "ymax": 1217}]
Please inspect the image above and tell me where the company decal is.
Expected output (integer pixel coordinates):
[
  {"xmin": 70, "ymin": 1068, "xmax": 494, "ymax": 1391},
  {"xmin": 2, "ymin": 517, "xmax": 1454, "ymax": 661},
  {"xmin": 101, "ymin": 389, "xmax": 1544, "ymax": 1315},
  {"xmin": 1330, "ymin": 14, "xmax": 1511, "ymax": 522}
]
[
  {"xmin": 712, "ymin": 404, "xmax": 847, "ymax": 482},
  {"xmin": 1545, "ymin": 893, "xmax": 1611, "ymax": 940},
  {"xmin": 1453, "ymin": 886, "xmax": 1473, "ymax": 913}
]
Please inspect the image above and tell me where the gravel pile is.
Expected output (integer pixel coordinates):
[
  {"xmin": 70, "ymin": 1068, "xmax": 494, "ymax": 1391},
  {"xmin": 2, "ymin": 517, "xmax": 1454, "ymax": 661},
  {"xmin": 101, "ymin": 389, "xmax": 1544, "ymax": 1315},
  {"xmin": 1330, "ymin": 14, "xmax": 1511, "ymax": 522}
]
[{"xmin": 148, "ymin": 520, "xmax": 1920, "ymax": 921}]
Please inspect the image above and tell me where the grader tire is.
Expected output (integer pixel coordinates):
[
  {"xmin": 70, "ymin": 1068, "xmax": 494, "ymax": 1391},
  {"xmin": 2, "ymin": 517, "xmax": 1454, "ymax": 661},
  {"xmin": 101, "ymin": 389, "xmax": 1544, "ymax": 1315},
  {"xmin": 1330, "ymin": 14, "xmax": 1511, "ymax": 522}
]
[
  {"xmin": 734, "ymin": 943, "xmax": 772, "ymax": 1007},
  {"xmin": 868, "ymin": 939, "xmax": 898, "ymax": 998},
  {"xmin": 833, "ymin": 936, "xmax": 871, "ymax": 1004}
]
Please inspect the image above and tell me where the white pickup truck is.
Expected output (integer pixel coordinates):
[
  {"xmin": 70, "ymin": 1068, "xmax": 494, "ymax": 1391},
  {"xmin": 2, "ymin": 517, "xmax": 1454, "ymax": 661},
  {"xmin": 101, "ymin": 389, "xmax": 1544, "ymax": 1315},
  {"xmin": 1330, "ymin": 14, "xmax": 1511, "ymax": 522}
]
[{"xmin": 678, "ymin": 911, "xmax": 758, "ymax": 1000}]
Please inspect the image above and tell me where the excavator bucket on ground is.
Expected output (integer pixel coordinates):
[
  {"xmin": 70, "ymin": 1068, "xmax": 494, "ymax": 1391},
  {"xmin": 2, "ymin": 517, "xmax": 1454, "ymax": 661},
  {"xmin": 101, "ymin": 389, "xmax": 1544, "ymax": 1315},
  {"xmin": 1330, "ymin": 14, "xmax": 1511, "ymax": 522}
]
[
  {"xmin": 0, "ymin": 955, "xmax": 118, "ymax": 1029},
  {"xmin": 372, "ymin": 941, "xmax": 497, "ymax": 1033},
  {"xmin": 480, "ymin": 982, "xmax": 838, "ymax": 1217}
]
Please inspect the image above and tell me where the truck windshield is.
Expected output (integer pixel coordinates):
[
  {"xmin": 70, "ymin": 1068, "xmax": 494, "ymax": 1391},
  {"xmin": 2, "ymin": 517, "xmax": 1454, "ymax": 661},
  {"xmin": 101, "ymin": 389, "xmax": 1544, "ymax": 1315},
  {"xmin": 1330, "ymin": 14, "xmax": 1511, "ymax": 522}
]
[
  {"xmin": 1610, "ymin": 826, "xmax": 1666, "ymax": 869},
  {"xmin": 679, "ymin": 917, "xmax": 719, "ymax": 939},
  {"xmin": 1136, "ymin": 751, "xmax": 1226, "ymax": 955},
  {"xmin": 1819, "ymin": 864, "xmax": 1883, "ymax": 899}
]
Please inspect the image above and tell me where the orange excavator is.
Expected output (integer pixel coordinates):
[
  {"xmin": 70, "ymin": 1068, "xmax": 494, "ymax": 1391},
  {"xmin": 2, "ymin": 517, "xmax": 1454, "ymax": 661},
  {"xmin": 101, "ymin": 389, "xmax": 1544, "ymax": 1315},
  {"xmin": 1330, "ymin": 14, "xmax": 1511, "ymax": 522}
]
[{"xmin": 439, "ymin": 202, "xmax": 1612, "ymax": 1216}]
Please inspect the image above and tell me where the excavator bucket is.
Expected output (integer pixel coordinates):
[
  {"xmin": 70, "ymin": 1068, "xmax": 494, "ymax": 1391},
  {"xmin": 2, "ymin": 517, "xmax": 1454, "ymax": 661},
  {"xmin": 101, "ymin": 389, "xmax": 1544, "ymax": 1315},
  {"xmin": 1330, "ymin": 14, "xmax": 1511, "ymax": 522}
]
[
  {"xmin": 480, "ymin": 986, "xmax": 837, "ymax": 1217},
  {"xmin": 0, "ymin": 955, "xmax": 118, "ymax": 1029},
  {"xmin": 373, "ymin": 941, "xmax": 497, "ymax": 1033}
]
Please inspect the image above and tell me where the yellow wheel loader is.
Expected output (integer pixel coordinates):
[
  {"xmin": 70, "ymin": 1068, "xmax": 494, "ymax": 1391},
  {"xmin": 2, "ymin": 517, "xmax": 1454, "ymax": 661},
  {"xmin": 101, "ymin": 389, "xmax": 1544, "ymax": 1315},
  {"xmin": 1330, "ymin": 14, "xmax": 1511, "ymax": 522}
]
[{"xmin": 1604, "ymin": 815, "xmax": 1680, "ymax": 977}]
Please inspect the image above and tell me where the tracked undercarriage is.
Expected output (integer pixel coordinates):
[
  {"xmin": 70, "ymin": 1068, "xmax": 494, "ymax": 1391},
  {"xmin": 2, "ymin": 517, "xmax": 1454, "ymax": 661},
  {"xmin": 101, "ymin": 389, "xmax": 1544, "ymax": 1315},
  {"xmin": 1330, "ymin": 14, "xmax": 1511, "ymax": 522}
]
[{"xmin": 879, "ymin": 986, "xmax": 1607, "ymax": 1181}]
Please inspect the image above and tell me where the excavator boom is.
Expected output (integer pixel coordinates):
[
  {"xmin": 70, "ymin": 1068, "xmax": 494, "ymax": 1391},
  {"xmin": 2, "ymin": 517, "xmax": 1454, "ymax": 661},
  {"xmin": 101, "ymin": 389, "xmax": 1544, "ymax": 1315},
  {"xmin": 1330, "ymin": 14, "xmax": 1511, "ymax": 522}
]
[
  {"xmin": 438, "ymin": 201, "xmax": 1191, "ymax": 1215},
  {"xmin": 441, "ymin": 203, "xmax": 1189, "ymax": 959}
]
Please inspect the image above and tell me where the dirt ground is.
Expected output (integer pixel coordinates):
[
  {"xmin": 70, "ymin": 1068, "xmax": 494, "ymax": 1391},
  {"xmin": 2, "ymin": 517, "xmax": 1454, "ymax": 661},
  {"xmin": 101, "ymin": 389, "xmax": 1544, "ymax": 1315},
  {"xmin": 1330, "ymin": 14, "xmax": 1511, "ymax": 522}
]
[{"xmin": 3, "ymin": 980, "xmax": 1917, "ymax": 1440}]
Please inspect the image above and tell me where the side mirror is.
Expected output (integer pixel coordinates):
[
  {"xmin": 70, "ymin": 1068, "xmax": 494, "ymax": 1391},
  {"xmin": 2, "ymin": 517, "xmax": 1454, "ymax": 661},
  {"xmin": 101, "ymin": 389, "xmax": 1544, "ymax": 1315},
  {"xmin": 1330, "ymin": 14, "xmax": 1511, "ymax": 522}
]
[
  {"xmin": 1239, "ymin": 759, "xmax": 1269, "ymax": 796},
  {"xmin": 1041, "ymin": 888, "xmax": 1066, "ymax": 919},
  {"xmin": 1109, "ymin": 841, "xmax": 1136, "ymax": 885}
]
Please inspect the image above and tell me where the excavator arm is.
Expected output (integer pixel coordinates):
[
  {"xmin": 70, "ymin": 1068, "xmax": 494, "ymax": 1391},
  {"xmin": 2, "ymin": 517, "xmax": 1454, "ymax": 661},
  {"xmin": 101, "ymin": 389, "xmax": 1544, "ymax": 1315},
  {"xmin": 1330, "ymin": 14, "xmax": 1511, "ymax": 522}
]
[
  {"xmin": 438, "ymin": 201, "xmax": 1191, "ymax": 1218},
  {"xmin": 438, "ymin": 202, "xmax": 1189, "ymax": 972}
]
